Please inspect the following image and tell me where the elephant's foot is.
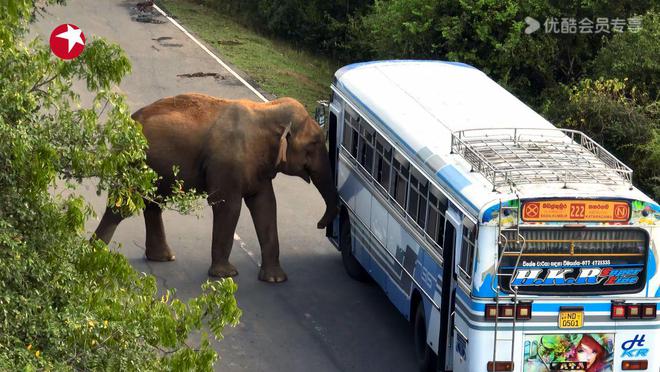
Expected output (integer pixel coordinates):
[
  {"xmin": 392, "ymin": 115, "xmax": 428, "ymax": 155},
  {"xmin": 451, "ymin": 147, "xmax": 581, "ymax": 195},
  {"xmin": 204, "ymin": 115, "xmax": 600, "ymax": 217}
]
[
  {"xmin": 208, "ymin": 262, "xmax": 238, "ymax": 278},
  {"xmin": 145, "ymin": 245, "xmax": 176, "ymax": 262},
  {"xmin": 258, "ymin": 265, "xmax": 288, "ymax": 283}
]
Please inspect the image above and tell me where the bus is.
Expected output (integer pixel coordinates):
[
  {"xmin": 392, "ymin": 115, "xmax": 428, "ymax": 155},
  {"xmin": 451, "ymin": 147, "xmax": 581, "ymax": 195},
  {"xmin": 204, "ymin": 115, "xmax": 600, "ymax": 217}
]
[{"xmin": 320, "ymin": 60, "xmax": 659, "ymax": 372}]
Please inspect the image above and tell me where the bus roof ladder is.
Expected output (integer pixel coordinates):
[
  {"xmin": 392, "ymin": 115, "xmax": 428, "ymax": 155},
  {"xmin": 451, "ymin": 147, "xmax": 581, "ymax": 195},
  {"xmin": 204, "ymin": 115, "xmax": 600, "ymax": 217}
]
[
  {"xmin": 450, "ymin": 128, "xmax": 633, "ymax": 191},
  {"xmin": 491, "ymin": 196, "xmax": 526, "ymax": 370}
]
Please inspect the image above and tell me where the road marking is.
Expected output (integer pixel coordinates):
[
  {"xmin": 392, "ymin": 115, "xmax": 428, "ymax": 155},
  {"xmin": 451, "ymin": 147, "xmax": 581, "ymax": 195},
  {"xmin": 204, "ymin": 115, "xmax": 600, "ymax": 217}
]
[
  {"xmin": 152, "ymin": 4, "xmax": 269, "ymax": 103},
  {"xmin": 234, "ymin": 233, "xmax": 260, "ymax": 266}
]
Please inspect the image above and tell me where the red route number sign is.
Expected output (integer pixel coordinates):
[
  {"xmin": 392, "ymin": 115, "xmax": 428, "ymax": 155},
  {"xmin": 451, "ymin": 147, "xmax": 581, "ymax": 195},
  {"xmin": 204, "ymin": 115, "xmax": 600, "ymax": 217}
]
[{"xmin": 521, "ymin": 200, "xmax": 630, "ymax": 222}]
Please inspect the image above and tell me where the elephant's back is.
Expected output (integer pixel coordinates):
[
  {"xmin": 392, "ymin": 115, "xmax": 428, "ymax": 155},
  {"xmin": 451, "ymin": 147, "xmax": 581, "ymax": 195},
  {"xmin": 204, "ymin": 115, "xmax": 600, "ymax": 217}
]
[{"xmin": 131, "ymin": 94, "xmax": 231, "ymax": 187}]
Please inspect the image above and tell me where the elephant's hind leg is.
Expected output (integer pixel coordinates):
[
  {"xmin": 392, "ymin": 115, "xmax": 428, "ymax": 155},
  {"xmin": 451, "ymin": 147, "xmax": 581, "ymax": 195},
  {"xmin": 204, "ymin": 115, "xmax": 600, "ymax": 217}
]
[
  {"xmin": 93, "ymin": 207, "xmax": 125, "ymax": 244},
  {"xmin": 144, "ymin": 202, "xmax": 175, "ymax": 261}
]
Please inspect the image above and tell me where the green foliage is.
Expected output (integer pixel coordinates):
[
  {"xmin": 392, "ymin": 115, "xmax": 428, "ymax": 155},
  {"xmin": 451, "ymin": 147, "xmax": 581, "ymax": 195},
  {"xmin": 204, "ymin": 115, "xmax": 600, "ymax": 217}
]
[
  {"xmin": 546, "ymin": 78, "xmax": 660, "ymax": 200},
  {"xmin": 591, "ymin": 11, "xmax": 660, "ymax": 100},
  {"xmin": 0, "ymin": 2, "xmax": 240, "ymax": 370}
]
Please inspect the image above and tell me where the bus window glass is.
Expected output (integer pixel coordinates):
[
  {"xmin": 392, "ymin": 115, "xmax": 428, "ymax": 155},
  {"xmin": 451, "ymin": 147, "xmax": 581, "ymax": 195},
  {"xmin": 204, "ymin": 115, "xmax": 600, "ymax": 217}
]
[
  {"xmin": 426, "ymin": 187, "xmax": 447, "ymax": 246},
  {"xmin": 374, "ymin": 136, "xmax": 392, "ymax": 192},
  {"xmin": 499, "ymin": 228, "xmax": 648, "ymax": 295},
  {"xmin": 459, "ymin": 219, "xmax": 477, "ymax": 279},
  {"xmin": 342, "ymin": 119, "xmax": 352, "ymax": 150},
  {"xmin": 417, "ymin": 178, "xmax": 428, "ymax": 228},
  {"xmin": 350, "ymin": 126, "xmax": 359, "ymax": 158},
  {"xmin": 359, "ymin": 126, "xmax": 374, "ymax": 174},
  {"xmin": 407, "ymin": 175, "xmax": 419, "ymax": 222},
  {"xmin": 392, "ymin": 152, "xmax": 408, "ymax": 209}
]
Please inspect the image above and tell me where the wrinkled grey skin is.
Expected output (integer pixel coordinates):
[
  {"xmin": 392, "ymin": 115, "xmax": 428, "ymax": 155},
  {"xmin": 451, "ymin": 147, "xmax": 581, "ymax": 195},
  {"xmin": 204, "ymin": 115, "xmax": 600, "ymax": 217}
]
[{"xmin": 94, "ymin": 93, "xmax": 338, "ymax": 283}]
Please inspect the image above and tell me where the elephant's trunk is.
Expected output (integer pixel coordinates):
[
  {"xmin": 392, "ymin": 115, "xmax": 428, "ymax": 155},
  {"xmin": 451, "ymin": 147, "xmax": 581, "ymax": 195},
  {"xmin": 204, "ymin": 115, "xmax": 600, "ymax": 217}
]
[{"xmin": 310, "ymin": 147, "xmax": 339, "ymax": 229}]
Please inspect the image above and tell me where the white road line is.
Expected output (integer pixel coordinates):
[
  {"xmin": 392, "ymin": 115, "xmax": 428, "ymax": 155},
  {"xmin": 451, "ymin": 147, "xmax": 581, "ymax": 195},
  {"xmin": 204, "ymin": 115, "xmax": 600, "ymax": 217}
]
[
  {"xmin": 152, "ymin": 4, "xmax": 269, "ymax": 103},
  {"xmin": 233, "ymin": 233, "xmax": 260, "ymax": 266}
]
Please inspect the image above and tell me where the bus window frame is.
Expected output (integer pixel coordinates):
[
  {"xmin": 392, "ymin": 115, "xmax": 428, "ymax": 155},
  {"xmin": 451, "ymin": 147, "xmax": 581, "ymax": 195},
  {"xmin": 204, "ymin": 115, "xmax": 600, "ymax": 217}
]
[
  {"xmin": 458, "ymin": 218, "xmax": 477, "ymax": 282},
  {"xmin": 392, "ymin": 150, "xmax": 409, "ymax": 213}
]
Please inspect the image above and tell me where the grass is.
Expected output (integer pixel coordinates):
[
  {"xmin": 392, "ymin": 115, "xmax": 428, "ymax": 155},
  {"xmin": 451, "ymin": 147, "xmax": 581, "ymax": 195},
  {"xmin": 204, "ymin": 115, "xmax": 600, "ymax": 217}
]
[{"xmin": 156, "ymin": 0, "xmax": 337, "ymax": 113}]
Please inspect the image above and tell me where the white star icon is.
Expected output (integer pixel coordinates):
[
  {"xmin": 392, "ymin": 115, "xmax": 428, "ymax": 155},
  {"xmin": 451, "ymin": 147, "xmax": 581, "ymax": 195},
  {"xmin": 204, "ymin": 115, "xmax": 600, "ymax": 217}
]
[{"xmin": 56, "ymin": 24, "xmax": 84, "ymax": 53}]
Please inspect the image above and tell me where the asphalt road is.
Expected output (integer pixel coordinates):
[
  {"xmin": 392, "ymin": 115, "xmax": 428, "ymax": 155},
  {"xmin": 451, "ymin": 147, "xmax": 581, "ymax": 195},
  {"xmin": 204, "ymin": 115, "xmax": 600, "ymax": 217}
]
[{"xmin": 32, "ymin": 1, "xmax": 417, "ymax": 371}]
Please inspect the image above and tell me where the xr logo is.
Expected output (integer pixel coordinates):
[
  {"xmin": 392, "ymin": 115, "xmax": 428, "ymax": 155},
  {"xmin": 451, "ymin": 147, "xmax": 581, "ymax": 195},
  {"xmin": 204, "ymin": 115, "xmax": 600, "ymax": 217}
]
[{"xmin": 621, "ymin": 334, "xmax": 648, "ymax": 358}]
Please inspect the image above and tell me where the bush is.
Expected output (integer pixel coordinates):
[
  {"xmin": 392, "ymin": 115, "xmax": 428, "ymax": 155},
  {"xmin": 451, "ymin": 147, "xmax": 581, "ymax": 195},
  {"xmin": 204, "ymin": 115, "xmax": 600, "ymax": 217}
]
[
  {"xmin": 591, "ymin": 11, "xmax": 660, "ymax": 100},
  {"xmin": 546, "ymin": 78, "xmax": 660, "ymax": 200},
  {"xmin": 0, "ymin": 1, "xmax": 240, "ymax": 370}
]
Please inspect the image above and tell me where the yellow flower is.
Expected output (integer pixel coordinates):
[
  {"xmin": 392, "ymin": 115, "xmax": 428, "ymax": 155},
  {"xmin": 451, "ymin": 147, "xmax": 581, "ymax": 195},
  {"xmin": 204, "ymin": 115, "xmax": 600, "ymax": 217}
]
[
  {"xmin": 35, "ymin": 350, "xmax": 41, "ymax": 358},
  {"xmin": 27, "ymin": 344, "xmax": 32, "ymax": 350},
  {"xmin": 103, "ymin": 320, "xmax": 108, "ymax": 327},
  {"xmin": 88, "ymin": 320, "xmax": 95, "ymax": 328},
  {"xmin": 91, "ymin": 340, "xmax": 97, "ymax": 346}
]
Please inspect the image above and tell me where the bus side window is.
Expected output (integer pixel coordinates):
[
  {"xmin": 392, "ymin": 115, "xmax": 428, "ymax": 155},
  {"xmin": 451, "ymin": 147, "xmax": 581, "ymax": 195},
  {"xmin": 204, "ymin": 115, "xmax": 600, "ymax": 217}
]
[
  {"xmin": 391, "ymin": 151, "xmax": 409, "ymax": 210},
  {"xmin": 342, "ymin": 115, "xmax": 352, "ymax": 151},
  {"xmin": 407, "ymin": 168, "xmax": 428, "ymax": 230},
  {"xmin": 426, "ymin": 186, "xmax": 448, "ymax": 249},
  {"xmin": 459, "ymin": 218, "xmax": 477, "ymax": 279},
  {"xmin": 374, "ymin": 134, "xmax": 392, "ymax": 192},
  {"xmin": 350, "ymin": 120, "xmax": 359, "ymax": 158},
  {"xmin": 358, "ymin": 124, "xmax": 374, "ymax": 174}
]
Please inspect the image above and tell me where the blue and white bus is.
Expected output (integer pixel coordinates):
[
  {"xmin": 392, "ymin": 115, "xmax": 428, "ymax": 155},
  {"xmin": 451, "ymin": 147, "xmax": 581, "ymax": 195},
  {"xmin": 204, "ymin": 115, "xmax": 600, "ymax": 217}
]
[{"xmin": 321, "ymin": 61, "xmax": 659, "ymax": 372}]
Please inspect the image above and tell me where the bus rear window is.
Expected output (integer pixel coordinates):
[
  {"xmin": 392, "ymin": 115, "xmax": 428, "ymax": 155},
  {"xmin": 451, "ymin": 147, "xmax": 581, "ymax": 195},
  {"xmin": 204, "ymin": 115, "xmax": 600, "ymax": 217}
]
[{"xmin": 498, "ymin": 228, "xmax": 648, "ymax": 295}]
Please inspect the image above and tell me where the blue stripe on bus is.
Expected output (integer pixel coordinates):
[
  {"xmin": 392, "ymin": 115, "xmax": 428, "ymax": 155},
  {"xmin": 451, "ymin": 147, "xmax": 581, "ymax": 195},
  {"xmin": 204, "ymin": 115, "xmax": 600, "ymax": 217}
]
[
  {"xmin": 335, "ymin": 84, "xmax": 480, "ymax": 213},
  {"xmin": 436, "ymin": 165, "xmax": 471, "ymax": 191}
]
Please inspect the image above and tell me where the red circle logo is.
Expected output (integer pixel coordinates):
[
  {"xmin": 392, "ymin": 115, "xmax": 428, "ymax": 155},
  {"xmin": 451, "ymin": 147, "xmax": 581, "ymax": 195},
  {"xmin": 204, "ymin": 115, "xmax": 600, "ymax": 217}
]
[{"xmin": 49, "ymin": 24, "xmax": 86, "ymax": 60}]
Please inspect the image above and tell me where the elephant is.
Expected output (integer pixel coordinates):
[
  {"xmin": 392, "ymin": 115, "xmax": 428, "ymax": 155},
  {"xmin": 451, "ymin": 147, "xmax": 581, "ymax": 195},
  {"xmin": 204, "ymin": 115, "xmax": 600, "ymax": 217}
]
[{"xmin": 93, "ymin": 93, "xmax": 338, "ymax": 283}]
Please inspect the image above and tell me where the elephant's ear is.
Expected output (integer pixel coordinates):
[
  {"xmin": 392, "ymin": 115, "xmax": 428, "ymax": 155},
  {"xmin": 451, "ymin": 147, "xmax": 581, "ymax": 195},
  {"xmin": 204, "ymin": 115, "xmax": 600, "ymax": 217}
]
[{"xmin": 276, "ymin": 122, "xmax": 292, "ymax": 167}]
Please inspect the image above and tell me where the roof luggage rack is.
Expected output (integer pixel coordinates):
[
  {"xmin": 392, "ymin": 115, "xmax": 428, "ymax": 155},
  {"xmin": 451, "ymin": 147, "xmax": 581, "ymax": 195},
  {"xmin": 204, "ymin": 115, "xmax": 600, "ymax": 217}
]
[{"xmin": 450, "ymin": 128, "xmax": 633, "ymax": 190}]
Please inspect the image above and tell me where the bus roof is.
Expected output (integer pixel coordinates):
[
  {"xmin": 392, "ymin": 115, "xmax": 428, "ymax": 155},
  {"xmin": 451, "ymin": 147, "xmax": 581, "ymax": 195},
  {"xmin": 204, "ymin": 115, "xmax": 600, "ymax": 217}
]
[{"xmin": 333, "ymin": 60, "xmax": 656, "ymax": 215}]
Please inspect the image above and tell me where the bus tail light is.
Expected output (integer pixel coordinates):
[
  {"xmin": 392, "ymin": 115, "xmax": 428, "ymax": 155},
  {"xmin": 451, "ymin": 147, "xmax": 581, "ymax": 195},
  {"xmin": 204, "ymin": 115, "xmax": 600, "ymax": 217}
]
[
  {"xmin": 487, "ymin": 361, "xmax": 514, "ymax": 371},
  {"xmin": 611, "ymin": 303, "xmax": 626, "ymax": 319},
  {"xmin": 626, "ymin": 304, "xmax": 641, "ymax": 318},
  {"xmin": 641, "ymin": 304, "xmax": 657, "ymax": 319},
  {"xmin": 611, "ymin": 302, "xmax": 657, "ymax": 319},
  {"xmin": 621, "ymin": 360, "xmax": 648, "ymax": 370},
  {"xmin": 485, "ymin": 303, "xmax": 532, "ymax": 320},
  {"xmin": 516, "ymin": 303, "xmax": 532, "ymax": 320}
]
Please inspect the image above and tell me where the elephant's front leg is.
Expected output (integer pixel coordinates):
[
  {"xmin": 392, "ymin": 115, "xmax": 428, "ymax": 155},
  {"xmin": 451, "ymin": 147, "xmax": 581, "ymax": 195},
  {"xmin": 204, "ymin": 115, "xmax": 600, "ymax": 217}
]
[
  {"xmin": 208, "ymin": 197, "xmax": 242, "ymax": 277},
  {"xmin": 245, "ymin": 183, "xmax": 287, "ymax": 283}
]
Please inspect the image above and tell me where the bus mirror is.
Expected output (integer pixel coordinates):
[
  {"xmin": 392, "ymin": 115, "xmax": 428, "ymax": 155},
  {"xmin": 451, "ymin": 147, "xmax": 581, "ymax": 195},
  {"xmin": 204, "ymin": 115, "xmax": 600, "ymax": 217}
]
[{"xmin": 315, "ymin": 100, "xmax": 329, "ymax": 128}]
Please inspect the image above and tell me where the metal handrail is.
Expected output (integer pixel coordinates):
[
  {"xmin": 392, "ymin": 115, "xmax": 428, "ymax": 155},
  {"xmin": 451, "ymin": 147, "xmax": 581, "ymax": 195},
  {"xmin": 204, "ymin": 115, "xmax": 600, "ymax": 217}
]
[{"xmin": 450, "ymin": 127, "xmax": 633, "ymax": 190}]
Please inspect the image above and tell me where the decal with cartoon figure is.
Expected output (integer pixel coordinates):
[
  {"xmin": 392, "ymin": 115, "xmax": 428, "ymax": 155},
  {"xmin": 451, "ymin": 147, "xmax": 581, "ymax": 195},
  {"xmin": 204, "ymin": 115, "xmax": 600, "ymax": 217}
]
[{"xmin": 523, "ymin": 333, "xmax": 613, "ymax": 372}]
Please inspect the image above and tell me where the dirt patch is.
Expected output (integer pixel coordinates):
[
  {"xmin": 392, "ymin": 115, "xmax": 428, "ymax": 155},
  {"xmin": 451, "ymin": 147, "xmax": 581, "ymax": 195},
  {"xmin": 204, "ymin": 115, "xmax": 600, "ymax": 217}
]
[
  {"xmin": 152, "ymin": 36, "xmax": 182, "ymax": 47},
  {"xmin": 177, "ymin": 72, "xmax": 226, "ymax": 80},
  {"xmin": 136, "ymin": 14, "xmax": 166, "ymax": 24}
]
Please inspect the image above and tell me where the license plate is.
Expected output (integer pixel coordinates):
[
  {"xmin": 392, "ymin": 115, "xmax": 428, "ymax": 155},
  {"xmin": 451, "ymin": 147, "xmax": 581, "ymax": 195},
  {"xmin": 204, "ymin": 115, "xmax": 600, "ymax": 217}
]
[{"xmin": 558, "ymin": 310, "xmax": 583, "ymax": 329}]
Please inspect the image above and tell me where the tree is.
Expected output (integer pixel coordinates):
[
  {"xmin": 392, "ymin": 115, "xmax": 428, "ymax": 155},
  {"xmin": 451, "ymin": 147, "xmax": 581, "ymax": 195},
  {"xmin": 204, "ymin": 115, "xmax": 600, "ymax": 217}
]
[
  {"xmin": 545, "ymin": 78, "xmax": 660, "ymax": 200},
  {"xmin": 0, "ymin": 1, "xmax": 240, "ymax": 370},
  {"xmin": 591, "ymin": 11, "xmax": 660, "ymax": 100}
]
